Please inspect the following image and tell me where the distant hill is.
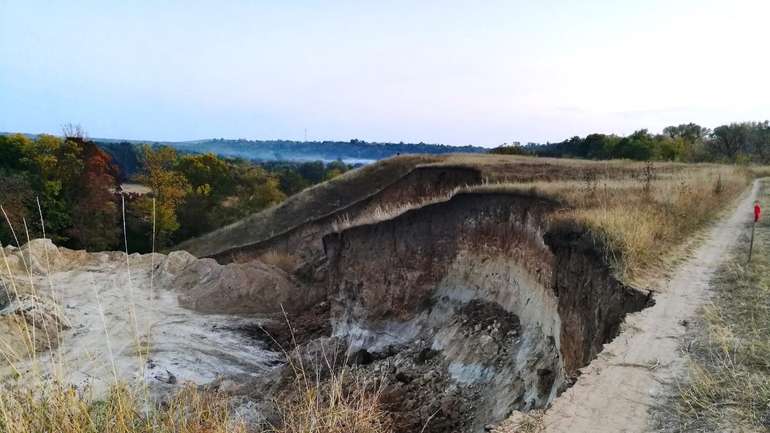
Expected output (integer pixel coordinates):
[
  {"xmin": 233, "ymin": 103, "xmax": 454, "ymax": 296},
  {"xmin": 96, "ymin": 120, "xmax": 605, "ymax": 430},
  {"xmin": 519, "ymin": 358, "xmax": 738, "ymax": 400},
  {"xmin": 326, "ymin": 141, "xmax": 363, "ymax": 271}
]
[
  {"xmin": 93, "ymin": 137, "xmax": 486, "ymax": 164},
  {"xmin": 3, "ymin": 133, "xmax": 487, "ymax": 177}
]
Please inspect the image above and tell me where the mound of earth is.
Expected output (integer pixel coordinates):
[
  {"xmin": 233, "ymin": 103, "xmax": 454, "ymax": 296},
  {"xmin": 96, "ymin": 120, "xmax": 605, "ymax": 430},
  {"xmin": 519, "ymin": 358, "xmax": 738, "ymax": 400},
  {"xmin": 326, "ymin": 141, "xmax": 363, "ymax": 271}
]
[{"xmin": 171, "ymin": 258, "xmax": 316, "ymax": 314}]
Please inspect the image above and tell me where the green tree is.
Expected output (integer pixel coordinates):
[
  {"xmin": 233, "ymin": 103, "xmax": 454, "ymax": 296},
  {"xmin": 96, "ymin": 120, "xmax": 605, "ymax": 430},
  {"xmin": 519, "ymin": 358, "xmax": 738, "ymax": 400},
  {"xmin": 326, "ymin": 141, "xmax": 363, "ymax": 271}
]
[
  {"xmin": 0, "ymin": 170, "xmax": 35, "ymax": 245},
  {"xmin": 298, "ymin": 161, "xmax": 326, "ymax": 183},
  {"xmin": 615, "ymin": 130, "xmax": 654, "ymax": 160},
  {"xmin": 233, "ymin": 166, "xmax": 285, "ymax": 214},
  {"xmin": 711, "ymin": 123, "xmax": 749, "ymax": 160},
  {"xmin": 277, "ymin": 168, "xmax": 309, "ymax": 196},
  {"xmin": 175, "ymin": 153, "xmax": 235, "ymax": 198},
  {"xmin": 17, "ymin": 134, "xmax": 79, "ymax": 244},
  {"xmin": 324, "ymin": 160, "xmax": 349, "ymax": 180},
  {"xmin": 0, "ymin": 135, "xmax": 25, "ymax": 170},
  {"xmin": 174, "ymin": 153, "xmax": 239, "ymax": 240},
  {"xmin": 133, "ymin": 145, "xmax": 190, "ymax": 247}
]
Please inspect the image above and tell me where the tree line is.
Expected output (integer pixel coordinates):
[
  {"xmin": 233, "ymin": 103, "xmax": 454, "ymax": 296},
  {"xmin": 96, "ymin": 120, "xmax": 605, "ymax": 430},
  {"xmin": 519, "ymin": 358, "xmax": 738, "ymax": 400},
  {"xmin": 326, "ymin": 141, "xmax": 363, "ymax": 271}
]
[
  {"xmin": 0, "ymin": 132, "xmax": 352, "ymax": 253},
  {"xmin": 492, "ymin": 121, "xmax": 770, "ymax": 163}
]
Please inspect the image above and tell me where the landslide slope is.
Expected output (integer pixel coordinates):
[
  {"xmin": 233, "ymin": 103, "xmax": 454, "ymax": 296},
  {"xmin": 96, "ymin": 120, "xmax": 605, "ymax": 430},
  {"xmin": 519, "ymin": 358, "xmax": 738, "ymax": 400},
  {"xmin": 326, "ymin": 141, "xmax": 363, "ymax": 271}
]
[
  {"xmin": 174, "ymin": 153, "xmax": 669, "ymax": 265},
  {"xmin": 169, "ymin": 154, "xmax": 749, "ymax": 432}
]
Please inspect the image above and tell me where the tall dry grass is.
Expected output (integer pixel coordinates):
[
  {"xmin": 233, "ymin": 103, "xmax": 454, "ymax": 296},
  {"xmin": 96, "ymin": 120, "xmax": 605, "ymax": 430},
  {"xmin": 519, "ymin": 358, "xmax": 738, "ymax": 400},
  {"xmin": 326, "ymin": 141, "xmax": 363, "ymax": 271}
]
[
  {"xmin": 0, "ymin": 382, "xmax": 244, "ymax": 433},
  {"xmin": 258, "ymin": 251, "xmax": 300, "ymax": 274},
  {"xmin": 258, "ymin": 311, "xmax": 392, "ymax": 433},
  {"xmin": 557, "ymin": 166, "xmax": 749, "ymax": 281},
  {"xmin": 269, "ymin": 367, "xmax": 391, "ymax": 433}
]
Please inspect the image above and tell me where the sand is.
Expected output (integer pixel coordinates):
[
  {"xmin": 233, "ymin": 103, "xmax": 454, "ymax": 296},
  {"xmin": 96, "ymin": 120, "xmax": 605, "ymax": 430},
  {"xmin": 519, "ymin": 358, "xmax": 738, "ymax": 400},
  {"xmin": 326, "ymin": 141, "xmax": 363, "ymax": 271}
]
[{"xmin": 0, "ymin": 241, "xmax": 281, "ymax": 397}]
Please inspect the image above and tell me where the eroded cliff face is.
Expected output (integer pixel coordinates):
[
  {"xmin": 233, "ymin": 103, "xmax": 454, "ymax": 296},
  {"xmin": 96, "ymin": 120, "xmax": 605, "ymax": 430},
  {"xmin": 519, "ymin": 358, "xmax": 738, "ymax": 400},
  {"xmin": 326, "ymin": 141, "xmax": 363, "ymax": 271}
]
[
  {"xmin": 213, "ymin": 166, "xmax": 482, "ymax": 266},
  {"xmin": 545, "ymin": 225, "xmax": 653, "ymax": 375},
  {"xmin": 322, "ymin": 192, "xmax": 650, "ymax": 431}
]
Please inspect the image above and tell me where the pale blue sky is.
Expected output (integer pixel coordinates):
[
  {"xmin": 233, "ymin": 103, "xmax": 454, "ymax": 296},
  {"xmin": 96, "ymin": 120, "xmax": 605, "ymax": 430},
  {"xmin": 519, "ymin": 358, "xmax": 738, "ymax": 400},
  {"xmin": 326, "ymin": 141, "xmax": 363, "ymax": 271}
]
[{"xmin": 2, "ymin": 0, "xmax": 769, "ymax": 146}]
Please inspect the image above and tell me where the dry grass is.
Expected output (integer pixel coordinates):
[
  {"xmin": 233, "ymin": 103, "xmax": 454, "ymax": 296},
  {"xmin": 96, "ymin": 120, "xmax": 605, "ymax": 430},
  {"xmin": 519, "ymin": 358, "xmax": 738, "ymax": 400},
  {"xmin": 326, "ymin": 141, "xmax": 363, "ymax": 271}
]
[
  {"xmin": 269, "ymin": 368, "xmax": 391, "ymax": 433},
  {"xmin": 259, "ymin": 251, "xmax": 301, "ymax": 273},
  {"xmin": 0, "ymin": 382, "xmax": 244, "ymax": 433},
  {"xmin": 542, "ymin": 165, "xmax": 750, "ymax": 281},
  {"xmin": 330, "ymin": 189, "xmax": 459, "ymax": 233},
  {"xmin": 659, "ymin": 181, "xmax": 770, "ymax": 432},
  {"xmin": 259, "ymin": 315, "xmax": 392, "ymax": 433},
  {"xmin": 490, "ymin": 409, "xmax": 545, "ymax": 433}
]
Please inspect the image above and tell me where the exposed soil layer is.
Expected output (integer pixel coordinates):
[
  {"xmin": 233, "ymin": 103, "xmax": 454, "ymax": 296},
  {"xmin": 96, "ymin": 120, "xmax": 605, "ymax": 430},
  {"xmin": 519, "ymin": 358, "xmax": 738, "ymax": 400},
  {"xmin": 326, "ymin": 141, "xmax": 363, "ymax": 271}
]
[
  {"xmin": 175, "ymin": 155, "xmax": 441, "ymax": 257},
  {"xmin": 545, "ymin": 224, "xmax": 654, "ymax": 375},
  {"xmin": 214, "ymin": 165, "xmax": 482, "ymax": 266},
  {"xmin": 321, "ymin": 191, "xmax": 651, "ymax": 431},
  {"xmin": 176, "ymin": 153, "xmax": 690, "ymax": 263},
  {"xmin": 230, "ymin": 301, "xmax": 332, "ymax": 351}
]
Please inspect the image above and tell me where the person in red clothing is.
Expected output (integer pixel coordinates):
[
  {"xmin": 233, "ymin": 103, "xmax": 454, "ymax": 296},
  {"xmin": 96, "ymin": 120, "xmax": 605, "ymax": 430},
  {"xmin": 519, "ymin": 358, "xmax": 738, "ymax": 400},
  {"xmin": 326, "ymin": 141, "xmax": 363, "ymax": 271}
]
[{"xmin": 755, "ymin": 200, "xmax": 762, "ymax": 223}]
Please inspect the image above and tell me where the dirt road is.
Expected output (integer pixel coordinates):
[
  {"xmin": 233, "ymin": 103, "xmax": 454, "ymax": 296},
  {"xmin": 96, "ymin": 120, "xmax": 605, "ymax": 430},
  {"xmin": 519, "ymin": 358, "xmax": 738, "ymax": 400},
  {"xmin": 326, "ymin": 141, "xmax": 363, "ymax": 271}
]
[{"xmin": 541, "ymin": 179, "xmax": 762, "ymax": 432}]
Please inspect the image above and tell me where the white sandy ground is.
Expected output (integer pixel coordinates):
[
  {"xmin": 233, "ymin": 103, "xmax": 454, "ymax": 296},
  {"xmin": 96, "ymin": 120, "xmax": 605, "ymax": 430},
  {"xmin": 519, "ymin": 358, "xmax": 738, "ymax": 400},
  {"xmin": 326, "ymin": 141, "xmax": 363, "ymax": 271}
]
[
  {"xmin": 495, "ymin": 179, "xmax": 763, "ymax": 433},
  {"xmin": 0, "ymin": 245, "xmax": 281, "ymax": 397}
]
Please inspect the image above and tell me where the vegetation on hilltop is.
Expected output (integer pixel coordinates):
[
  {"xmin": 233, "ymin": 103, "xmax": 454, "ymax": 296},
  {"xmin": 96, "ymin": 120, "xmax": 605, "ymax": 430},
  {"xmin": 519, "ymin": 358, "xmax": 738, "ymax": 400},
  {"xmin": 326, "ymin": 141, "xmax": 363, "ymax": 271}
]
[
  {"xmin": 492, "ymin": 121, "xmax": 770, "ymax": 163},
  {"xmin": 0, "ymin": 132, "xmax": 120, "ymax": 251},
  {"xmin": 0, "ymin": 133, "xmax": 352, "ymax": 252}
]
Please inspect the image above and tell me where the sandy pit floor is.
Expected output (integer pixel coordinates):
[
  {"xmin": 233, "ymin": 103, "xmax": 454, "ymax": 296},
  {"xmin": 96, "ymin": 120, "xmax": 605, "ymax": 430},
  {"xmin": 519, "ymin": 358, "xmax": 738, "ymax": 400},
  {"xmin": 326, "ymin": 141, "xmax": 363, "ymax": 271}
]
[{"xmin": 0, "ymin": 242, "xmax": 281, "ymax": 397}]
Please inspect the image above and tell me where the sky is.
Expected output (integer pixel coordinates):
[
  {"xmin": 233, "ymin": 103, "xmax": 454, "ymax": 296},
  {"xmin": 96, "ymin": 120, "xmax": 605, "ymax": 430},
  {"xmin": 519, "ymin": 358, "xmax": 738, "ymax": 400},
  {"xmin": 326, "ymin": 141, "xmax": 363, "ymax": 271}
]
[{"xmin": 2, "ymin": 0, "xmax": 770, "ymax": 147}]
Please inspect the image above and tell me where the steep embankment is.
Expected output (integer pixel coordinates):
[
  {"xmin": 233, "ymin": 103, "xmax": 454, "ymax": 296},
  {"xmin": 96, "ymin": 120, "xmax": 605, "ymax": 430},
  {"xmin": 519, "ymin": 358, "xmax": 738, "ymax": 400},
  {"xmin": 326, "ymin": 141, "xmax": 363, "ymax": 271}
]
[
  {"xmin": 179, "ymin": 161, "xmax": 481, "ymax": 268},
  {"xmin": 321, "ymin": 192, "xmax": 650, "ymax": 432},
  {"xmin": 176, "ymin": 155, "xmax": 444, "ymax": 259}
]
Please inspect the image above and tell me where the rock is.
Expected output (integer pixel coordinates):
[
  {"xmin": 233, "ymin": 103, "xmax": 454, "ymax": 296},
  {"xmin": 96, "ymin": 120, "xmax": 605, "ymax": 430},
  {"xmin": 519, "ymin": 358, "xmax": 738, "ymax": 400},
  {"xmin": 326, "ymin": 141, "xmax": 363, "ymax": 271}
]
[
  {"xmin": 153, "ymin": 369, "xmax": 177, "ymax": 385},
  {"xmin": 218, "ymin": 379, "xmax": 240, "ymax": 394},
  {"xmin": 0, "ymin": 283, "xmax": 11, "ymax": 310},
  {"xmin": 0, "ymin": 293, "xmax": 70, "ymax": 353},
  {"xmin": 154, "ymin": 250, "xmax": 197, "ymax": 284},
  {"xmin": 16, "ymin": 239, "xmax": 91, "ymax": 274}
]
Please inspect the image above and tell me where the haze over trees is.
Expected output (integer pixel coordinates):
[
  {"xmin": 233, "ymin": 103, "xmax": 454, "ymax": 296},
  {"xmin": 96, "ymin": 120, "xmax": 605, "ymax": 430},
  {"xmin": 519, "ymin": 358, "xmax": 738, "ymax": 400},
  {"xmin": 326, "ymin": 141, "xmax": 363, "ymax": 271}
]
[{"xmin": 95, "ymin": 137, "xmax": 486, "ymax": 171}]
